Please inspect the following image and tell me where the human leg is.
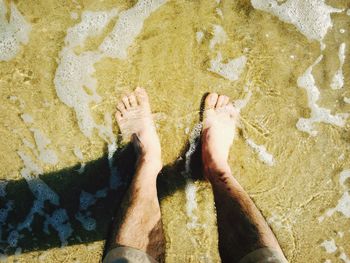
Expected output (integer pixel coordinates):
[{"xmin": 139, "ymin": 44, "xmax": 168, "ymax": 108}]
[
  {"xmin": 104, "ymin": 87, "xmax": 165, "ymax": 262},
  {"xmin": 201, "ymin": 93, "xmax": 287, "ymax": 263}
]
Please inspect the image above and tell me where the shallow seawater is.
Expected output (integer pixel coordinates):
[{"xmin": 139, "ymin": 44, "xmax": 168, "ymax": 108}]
[{"xmin": 0, "ymin": 0, "xmax": 349, "ymax": 262}]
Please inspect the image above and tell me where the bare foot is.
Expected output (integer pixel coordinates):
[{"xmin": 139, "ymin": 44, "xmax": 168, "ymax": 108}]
[
  {"xmin": 115, "ymin": 87, "xmax": 161, "ymax": 169},
  {"xmin": 201, "ymin": 93, "xmax": 239, "ymax": 177}
]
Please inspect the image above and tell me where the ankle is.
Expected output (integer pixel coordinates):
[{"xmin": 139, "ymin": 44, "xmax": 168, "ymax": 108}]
[
  {"xmin": 204, "ymin": 161, "xmax": 231, "ymax": 181},
  {"xmin": 137, "ymin": 155, "xmax": 162, "ymax": 173}
]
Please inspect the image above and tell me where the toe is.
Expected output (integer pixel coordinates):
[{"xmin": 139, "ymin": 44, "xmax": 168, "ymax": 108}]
[
  {"xmin": 216, "ymin": 95, "xmax": 227, "ymax": 108},
  {"xmin": 223, "ymin": 96, "xmax": 230, "ymax": 105},
  {"xmin": 122, "ymin": 96, "xmax": 130, "ymax": 109},
  {"xmin": 227, "ymin": 104, "xmax": 239, "ymax": 119},
  {"xmin": 135, "ymin": 87, "xmax": 149, "ymax": 106},
  {"xmin": 117, "ymin": 102, "xmax": 126, "ymax": 113},
  {"xmin": 115, "ymin": 110, "xmax": 123, "ymax": 122},
  {"xmin": 128, "ymin": 93, "xmax": 137, "ymax": 107},
  {"xmin": 205, "ymin": 93, "xmax": 218, "ymax": 110}
]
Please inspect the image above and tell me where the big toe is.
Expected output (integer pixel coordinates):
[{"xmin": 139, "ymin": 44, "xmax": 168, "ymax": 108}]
[
  {"xmin": 135, "ymin": 87, "xmax": 150, "ymax": 107},
  {"xmin": 205, "ymin": 93, "xmax": 218, "ymax": 110},
  {"xmin": 216, "ymin": 95, "xmax": 229, "ymax": 108},
  {"xmin": 128, "ymin": 93, "xmax": 137, "ymax": 107}
]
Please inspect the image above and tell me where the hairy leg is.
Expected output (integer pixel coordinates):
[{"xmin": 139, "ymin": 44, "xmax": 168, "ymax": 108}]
[
  {"xmin": 106, "ymin": 87, "xmax": 165, "ymax": 261},
  {"xmin": 202, "ymin": 93, "xmax": 285, "ymax": 262}
]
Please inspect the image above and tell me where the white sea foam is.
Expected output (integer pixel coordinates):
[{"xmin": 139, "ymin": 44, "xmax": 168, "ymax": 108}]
[
  {"xmin": 182, "ymin": 123, "xmax": 202, "ymax": 229},
  {"xmin": 31, "ymin": 128, "xmax": 58, "ymax": 165},
  {"xmin": 17, "ymin": 151, "xmax": 43, "ymax": 180},
  {"xmin": 54, "ymin": 10, "xmax": 118, "ymax": 137},
  {"xmin": 208, "ymin": 52, "xmax": 247, "ymax": 81},
  {"xmin": 75, "ymin": 188, "xmax": 107, "ymax": 231},
  {"xmin": 0, "ymin": 201, "xmax": 13, "ymax": 223},
  {"xmin": 196, "ymin": 31, "xmax": 204, "ymax": 44},
  {"xmin": 0, "ymin": 181, "xmax": 7, "ymax": 197},
  {"xmin": 99, "ymin": 0, "xmax": 167, "ymax": 59},
  {"xmin": 73, "ymin": 146, "xmax": 84, "ymax": 160},
  {"xmin": 79, "ymin": 191, "xmax": 98, "ymax": 210},
  {"xmin": 54, "ymin": 49, "xmax": 103, "ymax": 137},
  {"xmin": 339, "ymin": 169, "xmax": 350, "ymax": 188},
  {"xmin": 9, "ymin": 95, "xmax": 17, "ymax": 101},
  {"xmin": 319, "ymin": 169, "xmax": 350, "ymax": 222},
  {"xmin": 98, "ymin": 112, "xmax": 121, "ymax": 189},
  {"xmin": 65, "ymin": 10, "xmax": 118, "ymax": 49},
  {"xmin": 330, "ymin": 43, "xmax": 346, "ymax": 90},
  {"xmin": 184, "ymin": 182, "xmax": 198, "ymax": 229},
  {"xmin": 55, "ymin": 1, "xmax": 165, "ymax": 139},
  {"xmin": 319, "ymin": 191, "xmax": 350, "ymax": 222},
  {"xmin": 0, "ymin": 0, "xmax": 31, "ymax": 61},
  {"xmin": 97, "ymin": 112, "xmax": 115, "ymax": 144},
  {"xmin": 14, "ymin": 247, "xmax": 21, "ymax": 256},
  {"xmin": 21, "ymin": 113, "xmax": 33, "ymax": 123},
  {"xmin": 70, "ymin": 12, "xmax": 79, "ymax": 20},
  {"xmin": 77, "ymin": 163, "xmax": 86, "ymax": 174},
  {"xmin": 75, "ymin": 211, "xmax": 96, "ymax": 231},
  {"xmin": 209, "ymin": 25, "xmax": 227, "ymax": 50},
  {"xmin": 54, "ymin": 8, "xmax": 128, "ymax": 218},
  {"xmin": 74, "ymin": 146, "xmax": 85, "ymax": 173},
  {"xmin": 108, "ymin": 140, "xmax": 121, "ymax": 190},
  {"xmin": 10, "ymin": 152, "xmax": 73, "ymax": 247},
  {"xmin": 216, "ymin": 8, "xmax": 223, "ymax": 19},
  {"xmin": 250, "ymin": 0, "xmax": 342, "ymax": 42},
  {"xmin": 340, "ymin": 252, "xmax": 350, "ymax": 263},
  {"xmin": 43, "ymin": 209, "xmax": 73, "ymax": 246},
  {"xmin": 234, "ymin": 90, "xmax": 252, "ymax": 112},
  {"xmin": 0, "ymin": 201, "xmax": 14, "ymax": 241},
  {"xmin": 246, "ymin": 138, "xmax": 275, "ymax": 166},
  {"xmin": 320, "ymin": 239, "xmax": 337, "ymax": 253},
  {"xmin": 296, "ymin": 55, "xmax": 349, "ymax": 136},
  {"xmin": 267, "ymin": 213, "xmax": 286, "ymax": 230}
]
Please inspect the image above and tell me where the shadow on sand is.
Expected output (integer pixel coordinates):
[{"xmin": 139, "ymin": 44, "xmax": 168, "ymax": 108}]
[{"xmin": 0, "ymin": 94, "xmax": 209, "ymax": 257}]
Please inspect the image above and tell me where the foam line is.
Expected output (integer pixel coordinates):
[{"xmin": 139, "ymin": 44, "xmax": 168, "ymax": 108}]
[
  {"xmin": 0, "ymin": 0, "xmax": 31, "ymax": 61},
  {"xmin": 196, "ymin": 31, "xmax": 204, "ymax": 44},
  {"xmin": 5, "ymin": 152, "xmax": 73, "ymax": 248},
  {"xmin": 296, "ymin": 55, "xmax": 349, "ymax": 136},
  {"xmin": 75, "ymin": 188, "xmax": 108, "ymax": 231},
  {"xmin": 330, "ymin": 43, "xmax": 346, "ymax": 90},
  {"xmin": 0, "ymin": 181, "xmax": 7, "ymax": 197},
  {"xmin": 246, "ymin": 138, "xmax": 275, "ymax": 166},
  {"xmin": 55, "ymin": 1, "xmax": 166, "ymax": 139},
  {"xmin": 234, "ymin": 90, "xmax": 252, "ymax": 112},
  {"xmin": 209, "ymin": 25, "xmax": 227, "ymax": 50},
  {"xmin": 31, "ymin": 128, "xmax": 58, "ymax": 165},
  {"xmin": 182, "ymin": 123, "xmax": 202, "ymax": 229},
  {"xmin": 251, "ymin": 0, "xmax": 342, "ymax": 42},
  {"xmin": 99, "ymin": 0, "xmax": 167, "ymax": 59},
  {"xmin": 339, "ymin": 169, "xmax": 350, "ymax": 188},
  {"xmin": 208, "ymin": 52, "xmax": 247, "ymax": 81},
  {"xmin": 319, "ymin": 169, "xmax": 350, "ymax": 222},
  {"xmin": 320, "ymin": 239, "xmax": 337, "ymax": 253},
  {"xmin": 54, "ymin": 10, "xmax": 118, "ymax": 138}
]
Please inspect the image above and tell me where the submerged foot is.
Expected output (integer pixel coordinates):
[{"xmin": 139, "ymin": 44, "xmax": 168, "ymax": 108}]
[
  {"xmin": 115, "ymin": 87, "xmax": 161, "ymax": 168},
  {"xmin": 201, "ymin": 93, "xmax": 239, "ymax": 177}
]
